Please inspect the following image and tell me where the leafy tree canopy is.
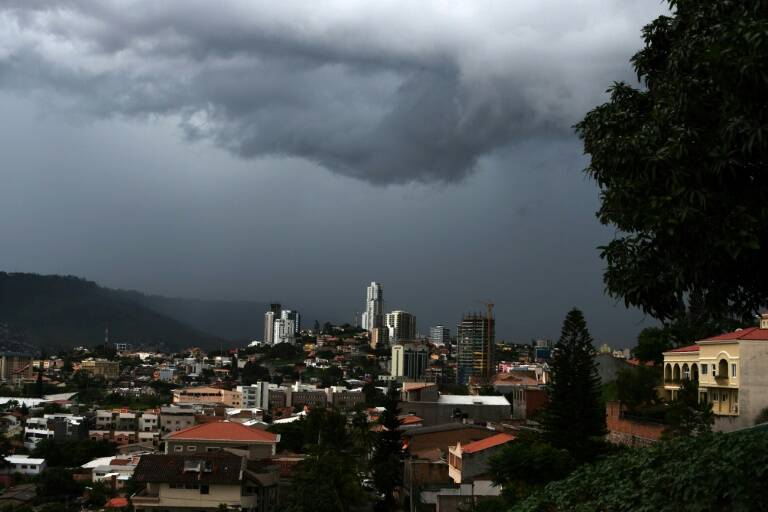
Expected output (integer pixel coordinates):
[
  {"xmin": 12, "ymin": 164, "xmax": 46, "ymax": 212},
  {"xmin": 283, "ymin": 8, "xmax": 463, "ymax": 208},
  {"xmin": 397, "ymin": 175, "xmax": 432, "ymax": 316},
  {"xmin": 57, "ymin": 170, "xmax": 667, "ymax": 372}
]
[
  {"xmin": 576, "ymin": 1, "xmax": 768, "ymax": 324},
  {"xmin": 515, "ymin": 431, "xmax": 768, "ymax": 512}
]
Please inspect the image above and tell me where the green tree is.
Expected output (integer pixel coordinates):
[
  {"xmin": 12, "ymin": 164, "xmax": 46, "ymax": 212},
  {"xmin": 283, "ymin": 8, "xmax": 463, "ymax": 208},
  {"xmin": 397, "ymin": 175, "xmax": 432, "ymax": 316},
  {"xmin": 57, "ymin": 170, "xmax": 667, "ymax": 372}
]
[
  {"xmin": 615, "ymin": 366, "xmax": 661, "ymax": 412},
  {"xmin": 371, "ymin": 383, "xmax": 403, "ymax": 510},
  {"xmin": 575, "ymin": 1, "xmax": 768, "ymax": 324},
  {"xmin": 663, "ymin": 377, "xmax": 713, "ymax": 439},
  {"xmin": 514, "ymin": 431, "xmax": 768, "ymax": 512},
  {"xmin": 240, "ymin": 361, "xmax": 270, "ymax": 385},
  {"xmin": 488, "ymin": 440, "xmax": 574, "ymax": 505},
  {"xmin": 37, "ymin": 467, "xmax": 83, "ymax": 499},
  {"xmin": 543, "ymin": 309, "xmax": 605, "ymax": 460},
  {"xmin": 632, "ymin": 327, "xmax": 670, "ymax": 364}
]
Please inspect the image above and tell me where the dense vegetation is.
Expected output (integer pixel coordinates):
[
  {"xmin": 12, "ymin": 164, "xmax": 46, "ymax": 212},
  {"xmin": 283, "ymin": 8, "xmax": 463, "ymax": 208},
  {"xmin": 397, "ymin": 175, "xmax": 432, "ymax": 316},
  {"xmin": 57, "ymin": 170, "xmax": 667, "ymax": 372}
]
[
  {"xmin": 576, "ymin": 0, "xmax": 768, "ymax": 325},
  {"xmin": 0, "ymin": 272, "xmax": 217, "ymax": 349},
  {"xmin": 513, "ymin": 431, "xmax": 768, "ymax": 512}
]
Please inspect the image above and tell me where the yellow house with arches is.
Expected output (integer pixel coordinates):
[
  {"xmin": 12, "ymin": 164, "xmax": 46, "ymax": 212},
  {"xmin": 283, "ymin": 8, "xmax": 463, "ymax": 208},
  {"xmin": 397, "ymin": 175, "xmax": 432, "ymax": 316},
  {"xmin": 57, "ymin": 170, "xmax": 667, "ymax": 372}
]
[{"xmin": 663, "ymin": 314, "xmax": 768, "ymax": 432}]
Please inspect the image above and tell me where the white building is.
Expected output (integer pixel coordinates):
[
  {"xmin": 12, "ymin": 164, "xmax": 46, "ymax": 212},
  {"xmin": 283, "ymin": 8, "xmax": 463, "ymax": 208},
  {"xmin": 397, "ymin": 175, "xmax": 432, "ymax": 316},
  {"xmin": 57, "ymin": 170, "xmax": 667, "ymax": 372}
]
[
  {"xmin": 273, "ymin": 318, "xmax": 296, "ymax": 345},
  {"xmin": 362, "ymin": 282, "xmax": 383, "ymax": 331},
  {"xmin": 386, "ymin": 310, "xmax": 417, "ymax": 343},
  {"xmin": 237, "ymin": 382, "xmax": 271, "ymax": 409},
  {"xmin": 263, "ymin": 303, "xmax": 281, "ymax": 344},
  {"xmin": 3, "ymin": 455, "xmax": 46, "ymax": 475},
  {"xmin": 430, "ymin": 326, "xmax": 450, "ymax": 346}
]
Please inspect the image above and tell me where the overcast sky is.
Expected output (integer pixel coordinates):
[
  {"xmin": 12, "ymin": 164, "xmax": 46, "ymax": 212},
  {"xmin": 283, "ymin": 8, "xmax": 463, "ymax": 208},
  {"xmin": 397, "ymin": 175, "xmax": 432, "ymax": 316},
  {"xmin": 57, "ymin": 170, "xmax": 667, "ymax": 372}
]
[{"xmin": 0, "ymin": 1, "xmax": 668, "ymax": 345}]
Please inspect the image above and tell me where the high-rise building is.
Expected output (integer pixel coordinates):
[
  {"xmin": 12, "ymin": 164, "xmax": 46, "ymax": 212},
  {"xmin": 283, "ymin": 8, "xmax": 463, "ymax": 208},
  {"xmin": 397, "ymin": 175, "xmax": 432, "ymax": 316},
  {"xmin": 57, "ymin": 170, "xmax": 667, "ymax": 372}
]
[
  {"xmin": 430, "ymin": 325, "xmax": 450, "ymax": 346},
  {"xmin": 391, "ymin": 343, "xmax": 428, "ymax": 380},
  {"xmin": 280, "ymin": 310, "xmax": 301, "ymax": 334},
  {"xmin": 361, "ymin": 282, "xmax": 383, "ymax": 331},
  {"xmin": 264, "ymin": 303, "xmax": 281, "ymax": 344},
  {"xmin": 386, "ymin": 310, "xmax": 416, "ymax": 343},
  {"xmin": 273, "ymin": 318, "xmax": 296, "ymax": 345},
  {"xmin": 457, "ymin": 313, "xmax": 495, "ymax": 385}
]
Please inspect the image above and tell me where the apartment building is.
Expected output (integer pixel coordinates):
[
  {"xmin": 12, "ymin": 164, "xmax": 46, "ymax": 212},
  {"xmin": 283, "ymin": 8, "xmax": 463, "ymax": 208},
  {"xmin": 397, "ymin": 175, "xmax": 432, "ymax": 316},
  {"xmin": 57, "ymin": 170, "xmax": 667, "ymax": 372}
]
[
  {"xmin": 23, "ymin": 414, "xmax": 87, "ymax": 449},
  {"xmin": 663, "ymin": 313, "xmax": 768, "ymax": 432},
  {"xmin": 172, "ymin": 386, "xmax": 242, "ymax": 407},
  {"xmin": 164, "ymin": 421, "xmax": 279, "ymax": 460},
  {"xmin": 0, "ymin": 353, "xmax": 34, "ymax": 383},
  {"xmin": 237, "ymin": 382, "xmax": 271, "ymax": 410},
  {"xmin": 159, "ymin": 406, "xmax": 197, "ymax": 433},
  {"xmin": 80, "ymin": 358, "xmax": 120, "ymax": 379},
  {"xmin": 132, "ymin": 452, "xmax": 278, "ymax": 512}
]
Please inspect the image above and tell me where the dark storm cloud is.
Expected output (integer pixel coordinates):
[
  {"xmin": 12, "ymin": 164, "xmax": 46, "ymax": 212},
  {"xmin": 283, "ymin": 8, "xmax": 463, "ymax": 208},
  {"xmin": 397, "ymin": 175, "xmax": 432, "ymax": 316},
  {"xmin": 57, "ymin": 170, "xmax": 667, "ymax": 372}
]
[{"xmin": 0, "ymin": 1, "xmax": 665, "ymax": 183}]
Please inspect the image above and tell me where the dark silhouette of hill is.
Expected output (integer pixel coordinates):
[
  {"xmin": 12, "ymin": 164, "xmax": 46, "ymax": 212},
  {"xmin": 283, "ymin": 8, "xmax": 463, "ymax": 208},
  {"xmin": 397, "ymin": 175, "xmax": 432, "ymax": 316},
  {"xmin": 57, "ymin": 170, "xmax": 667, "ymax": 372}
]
[{"xmin": 0, "ymin": 272, "xmax": 224, "ymax": 350}]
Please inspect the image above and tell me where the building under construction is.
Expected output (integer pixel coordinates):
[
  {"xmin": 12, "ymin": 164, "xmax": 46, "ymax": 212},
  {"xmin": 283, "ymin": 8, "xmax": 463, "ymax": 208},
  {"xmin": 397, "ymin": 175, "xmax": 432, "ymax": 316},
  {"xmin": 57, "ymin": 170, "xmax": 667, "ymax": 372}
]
[{"xmin": 456, "ymin": 311, "xmax": 495, "ymax": 386}]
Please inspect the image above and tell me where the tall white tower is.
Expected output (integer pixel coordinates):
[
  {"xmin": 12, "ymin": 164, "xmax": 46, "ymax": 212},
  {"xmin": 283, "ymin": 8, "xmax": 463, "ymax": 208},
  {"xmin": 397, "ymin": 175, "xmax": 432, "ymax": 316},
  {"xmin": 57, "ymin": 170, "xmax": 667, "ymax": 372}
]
[{"xmin": 362, "ymin": 282, "xmax": 383, "ymax": 331}]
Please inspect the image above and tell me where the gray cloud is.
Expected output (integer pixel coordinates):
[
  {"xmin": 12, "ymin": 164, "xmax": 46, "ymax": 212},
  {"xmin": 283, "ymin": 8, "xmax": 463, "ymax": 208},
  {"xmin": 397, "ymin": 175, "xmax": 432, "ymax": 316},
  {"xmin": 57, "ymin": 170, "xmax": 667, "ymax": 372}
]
[{"xmin": 0, "ymin": 1, "xmax": 665, "ymax": 184}]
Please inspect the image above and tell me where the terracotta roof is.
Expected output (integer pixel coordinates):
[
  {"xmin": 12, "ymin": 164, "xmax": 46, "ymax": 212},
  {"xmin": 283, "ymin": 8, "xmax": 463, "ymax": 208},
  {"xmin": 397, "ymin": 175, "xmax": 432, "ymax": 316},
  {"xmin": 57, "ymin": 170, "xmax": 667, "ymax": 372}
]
[
  {"xmin": 398, "ymin": 415, "xmax": 423, "ymax": 425},
  {"xmin": 134, "ymin": 452, "xmax": 243, "ymax": 484},
  {"xmin": 166, "ymin": 421, "xmax": 277, "ymax": 443},
  {"xmin": 105, "ymin": 497, "xmax": 129, "ymax": 508},
  {"xmin": 460, "ymin": 433, "xmax": 515, "ymax": 454},
  {"xmin": 668, "ymin": 345, "xmax": 700, "ymax": 353},
  {"xmin": 701, "ymin": 327, "xmax": 768, "ymax": 342},
  {"xmin": 403, "ymin": 382, "xmax": 437, "ymax": 391}
]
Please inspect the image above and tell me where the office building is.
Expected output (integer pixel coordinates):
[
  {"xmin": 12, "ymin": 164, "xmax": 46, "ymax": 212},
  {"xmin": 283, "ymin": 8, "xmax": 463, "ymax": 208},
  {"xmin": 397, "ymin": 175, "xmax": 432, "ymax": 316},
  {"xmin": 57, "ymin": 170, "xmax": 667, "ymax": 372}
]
[
  {"xmin": 386, "ymin": 310, "xmax": 416, "ymax": 343},
  {"xmin": 457, "ymin": 313, "xmax": 495, "ymax": 385},
  {"xmin": 430, "ymin": 326, "xmax": 450, "ymax": 346},
  {"xmin": 280, "ymin": 309, "xmax": 301, "ymax": 334},
  {"xmin": 263, "ymin": 303, "xmax": 281, "ymax": 344},
  {"xmin": 391, "ymin": 343, "xmax": 429, "ymax": 380},
  {"xmin": 361, "ymin": 282, "xmax": 383, "ymax": 331}
]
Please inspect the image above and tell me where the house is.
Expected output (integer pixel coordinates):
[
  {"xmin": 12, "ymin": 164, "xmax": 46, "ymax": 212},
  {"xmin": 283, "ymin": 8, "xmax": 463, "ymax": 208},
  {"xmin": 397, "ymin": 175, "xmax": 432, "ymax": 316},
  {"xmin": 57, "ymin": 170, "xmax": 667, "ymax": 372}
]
[
  {"xmin": 662, "ymin": 313, "xmax": 768, "ymax": 432},
  {"xmin": 164, "ymin": 421, "xmax": 279, "ymax": 459},
  {"xmin": 447, "ymin": 433, "xmax": 515, "ymax": 484},
  {"xmin": 84, "ymin": 455, "xmax": 142, "ymax": 488},
  {"xmin": 23, "ymin": 413, "xmax": 87, "ymax": 449},
  {"xmin": 2, "ymin": 455, "xmax": 46, "ymax": 475},
  {"xmin": 159, "ymin": 405, "xmax": 197, "ymax": 433},
  {"xmin": 131, "ymin": 452, "xmax": 278, "ymax": 512},
  {"xmin": 402, "ymin": 382, "xmax": 440, "ymax": 402}
]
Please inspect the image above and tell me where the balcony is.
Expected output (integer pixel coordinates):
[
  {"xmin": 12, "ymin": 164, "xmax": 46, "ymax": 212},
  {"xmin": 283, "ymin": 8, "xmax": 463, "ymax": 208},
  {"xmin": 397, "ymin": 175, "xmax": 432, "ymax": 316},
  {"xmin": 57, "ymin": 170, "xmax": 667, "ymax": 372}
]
[{"xmin": 131, "ymin": 489, "xmax": 160, "ymax": 505}]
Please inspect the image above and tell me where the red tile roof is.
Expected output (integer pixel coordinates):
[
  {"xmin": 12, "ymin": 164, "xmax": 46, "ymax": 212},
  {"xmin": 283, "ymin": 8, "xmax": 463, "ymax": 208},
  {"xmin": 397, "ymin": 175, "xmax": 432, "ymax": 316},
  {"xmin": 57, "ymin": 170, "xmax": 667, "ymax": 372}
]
[
  {"xmin": 701, "ymin": 327, "xmax": 768, "ymax": 341},
  {"xmin": 166, "ymin": 421, "xmax": 277, "ymax": 442},
  {"xmin": 668, "ymin": 345, "xmax": 700, "ymax": 353},
  {"xmin": 105, "ymin": 497, "xmax": 129, "ymax": 508},
  {"xmin": 399, "ymin": 415, "xmax": 423, "ymax": 425},
  {"xmin": 460, "ymin": 433, "xmax": 515, "ymax": 454}
]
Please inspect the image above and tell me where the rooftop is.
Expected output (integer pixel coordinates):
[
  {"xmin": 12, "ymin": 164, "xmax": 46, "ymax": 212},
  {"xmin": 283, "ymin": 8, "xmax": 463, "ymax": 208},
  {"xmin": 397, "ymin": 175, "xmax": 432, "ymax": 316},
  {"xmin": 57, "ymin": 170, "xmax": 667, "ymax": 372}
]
[
  {"xmin": 667, "ymin": 345, "xmax": 700, "ymax": 353},
  {"xmin": 133, "ymin": 452, "xmax": 243, "ymax": 484},
  {"xmin": 700, "ymin": 327, "xmax": 768, "ymax": 342},
  {"xmin": 460, "ymin": 433, "xmax": 515, "ymax": 454},
  {"xmin": 166, "ymin": 420, "xmax": 278, "ymax": 443},
  {"xmin": 437, "ymin": 395, "xmax": 510, "ymax": 406}
]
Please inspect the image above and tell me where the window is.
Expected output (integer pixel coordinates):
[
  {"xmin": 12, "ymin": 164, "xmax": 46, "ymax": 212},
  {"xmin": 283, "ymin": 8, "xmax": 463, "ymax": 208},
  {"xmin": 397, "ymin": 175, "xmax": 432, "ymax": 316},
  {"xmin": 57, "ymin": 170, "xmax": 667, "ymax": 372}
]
[
  {"xmin": 701, "ymin": 365, "xmax": 708, "ymax": 375},
  {"xmin": 722, "ymin": 392, "xmax": 728, "ymax": 402},
  {"xmin": 174, "ymin": 445, "xmax": 183, "ymax": 452},
  {"xmin": 732, "ymin": 364, "xmax": 737, "ymax": 377},
  {"xmin": 712, "ymin": 364, "xmax": 717, "ymax": 375},
  {"xmin": 187, "ymin": 446, "xmax": 197, "ymax": 452},
  {"xmin": 200, "ymin": 485, "xmax": 209, "ymax": 495}
]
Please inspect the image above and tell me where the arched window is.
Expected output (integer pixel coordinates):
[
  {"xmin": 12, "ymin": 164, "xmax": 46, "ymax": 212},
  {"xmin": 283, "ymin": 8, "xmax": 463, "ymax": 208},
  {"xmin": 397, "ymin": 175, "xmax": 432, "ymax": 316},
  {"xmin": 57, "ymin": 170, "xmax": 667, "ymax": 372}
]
[
  {"xmin": 673, "ymin": 364, "xmax": 681, "ymax": 382},
  {"xmin": 682, "ymin": 363, "xmax": 690, "ymax": 380},
  {"xmin": 718, "ymin": 359, "xmax": 729, "ymax": 380},
  {"xmin": 691, "ymin": 363, "xmax": 699, "ymax": 382},
  {"xmin": 664, "ymin": 364, "xmax": 672, "ymax": 382}
]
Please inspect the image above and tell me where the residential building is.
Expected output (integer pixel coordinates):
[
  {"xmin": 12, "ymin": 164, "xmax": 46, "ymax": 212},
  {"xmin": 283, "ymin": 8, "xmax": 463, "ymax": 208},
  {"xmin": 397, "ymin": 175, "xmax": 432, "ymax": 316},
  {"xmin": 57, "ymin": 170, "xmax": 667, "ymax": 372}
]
[
  {"xmin": 140, "ymin": 412, "xmax": 159, "ymax": 432},
  {"xmin": 273, "ymin": 318, "xmax": 296, "ymax": 345},
  {"xmin": 238, "ymin": 382, "xmax": 271, "ymax": 410},
  {"xmin": 448, "ymin": 433, "xmax": 515, "ymax": 484},
  {"xmin": 370, "ymin": 326, "xmax": 389, "ymax": 350},
  {"xmin": 402, "ymin": 382, "xmax": 440, "ymax": 402},
  {"xmin": 87, "ymin": 455, "xmax": 141, "ymax": 489},
  {"xmin": 263, "ymin": 303, "xmax": 281, "ymax": 345},
  {"xmin": 95, "ymin": 410, "xmax": 138, "ymax": 431},
  {"xmin": 391, "ymin": 343, "xmax": 428, "ymax": 380},
  {"xmin": 23, "ymin": 414, "xmax": 87, "ymax": 449},
  {"xmin": 80, "ymin": 358, "xmax": 120, "ymax": 379},
  {"xmin": 457, "ymin": 313, "xmax": 495, "ymax": 385},
  {"xmin": 164, "ymin": 421, "xmax": 279, "ymax": 459},
  {"xmin": 159, "ymin": 406, "xmax": 197, "ymax": 433},
  {"xmin": 132, "ymin": 452, "xmax": 278, "ymax": 512},
  {"xmin": 430, "ymin": 326, "xmax": 450, "ymax": 346},
  {"xmin": 0, "ymin": 353, "xmax": 34, "ymax": 383},
  {"xmin": 326, "ymin": 387, "xmax": 365, "ymax": 410},
  {"xmin": 362, "ymin": 281, "xmax": 384, "ymax": 331},
  {"xmin": 2, "ymin": 455, "xmax": 46, "ymax": 476},
  {"xmin": 386, "ymin": 310, "xmax": 416, "ymax": 343},
  {"xmin": 172, "ymin": 386, "xmax": 242, "ymax": 407},
  {"xmin": 280, "ymin": 310, "xmax": 301, "ymax": 334},
  {"xmin": 662, "ymin": 314, "xmax": 768, "ymax": 431}
]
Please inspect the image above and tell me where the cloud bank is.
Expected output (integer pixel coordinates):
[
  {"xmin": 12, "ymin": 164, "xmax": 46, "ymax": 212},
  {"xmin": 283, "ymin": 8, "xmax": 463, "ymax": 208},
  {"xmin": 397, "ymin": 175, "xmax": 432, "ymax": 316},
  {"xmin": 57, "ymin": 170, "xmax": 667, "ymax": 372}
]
[{"xmin": 0, "ymin": 1, "xmax": 665, "ymax": 184}]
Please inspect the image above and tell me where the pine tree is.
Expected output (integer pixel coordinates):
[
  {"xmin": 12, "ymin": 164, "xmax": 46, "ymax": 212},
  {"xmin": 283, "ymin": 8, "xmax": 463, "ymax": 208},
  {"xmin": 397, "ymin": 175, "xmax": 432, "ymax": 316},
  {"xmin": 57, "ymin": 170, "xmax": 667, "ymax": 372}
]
[
  {"xmin": 544, "ymin": 308, "xmax": 606, "ymax": 460},
  {"xmin": 371, "ymin": 383, "xmax": 403, "ymax": 510}
]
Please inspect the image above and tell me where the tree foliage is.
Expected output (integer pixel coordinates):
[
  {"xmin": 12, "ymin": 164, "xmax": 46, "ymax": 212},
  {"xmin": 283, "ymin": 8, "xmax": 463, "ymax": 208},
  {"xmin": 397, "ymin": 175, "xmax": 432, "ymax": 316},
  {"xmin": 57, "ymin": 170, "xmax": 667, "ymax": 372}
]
[
  {"xmin": 615, "ymin": 366, "xmax": 661, "ymax": 412},
  {"xmin": 662, "ymin": 377, "xmax": 713, "ymax": 439},
  {"xmin": 371, "ymin": 383, "xmax": 403, "ymax": 510},
  {"xmin": 514, "ymin": 431, "xmax": 768, "ymax": 512},
  {"xmin": 543, "ymin": 309, "xmax": 605, "ymax": 460},
  {"xmin": 575, "ymin": 1, "xmax": 768, "ymax": 324},
  {"xmin": 32, "ymin": 438, "xmax": 117, "ymax": 467}
]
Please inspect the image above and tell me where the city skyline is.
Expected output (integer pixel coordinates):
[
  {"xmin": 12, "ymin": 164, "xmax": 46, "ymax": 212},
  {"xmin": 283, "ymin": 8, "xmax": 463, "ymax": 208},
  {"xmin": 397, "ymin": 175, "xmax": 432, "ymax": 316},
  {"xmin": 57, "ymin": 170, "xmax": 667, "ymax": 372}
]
[{"xmin": 0, "ymin": 2, "xmax": 666, "ymax": 346}]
